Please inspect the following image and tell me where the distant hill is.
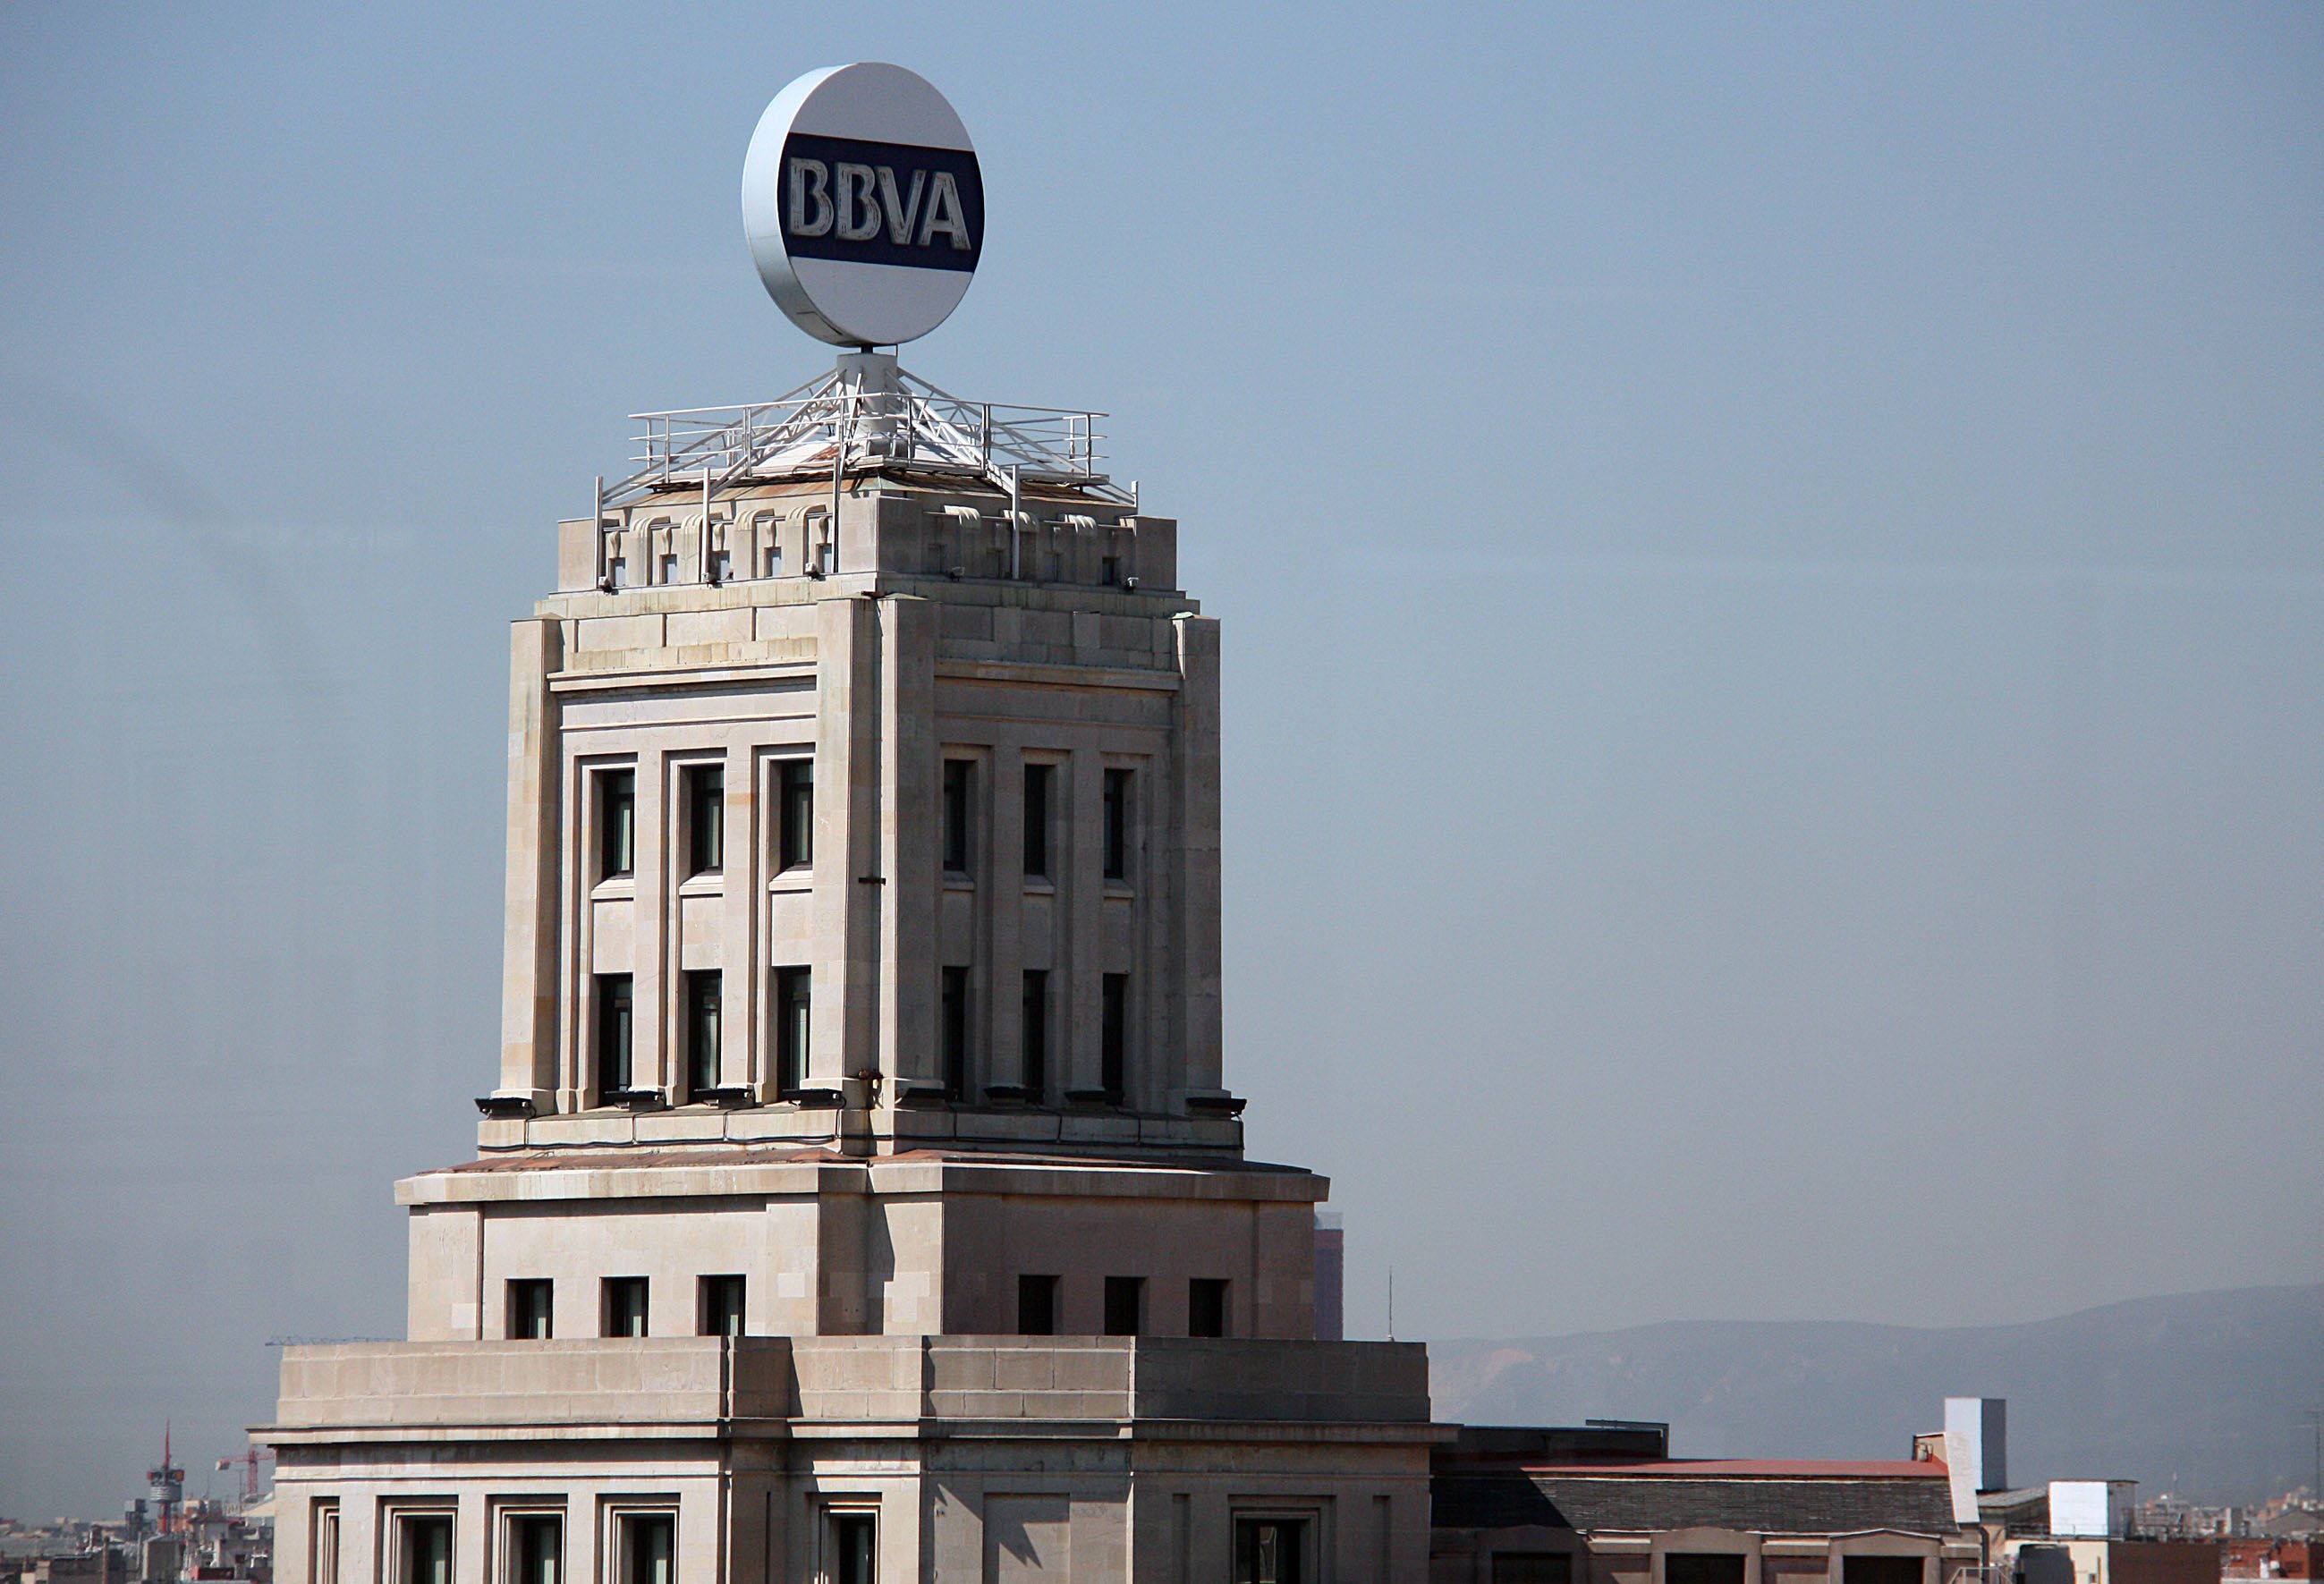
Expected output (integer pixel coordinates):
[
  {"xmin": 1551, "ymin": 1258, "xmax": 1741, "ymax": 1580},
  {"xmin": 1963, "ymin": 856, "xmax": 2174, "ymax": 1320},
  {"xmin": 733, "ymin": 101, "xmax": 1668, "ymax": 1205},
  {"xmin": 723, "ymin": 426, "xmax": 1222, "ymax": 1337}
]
[{"xmin": 1427, "ymin": 1283, "xmax": 2324, "ymax": 1505}]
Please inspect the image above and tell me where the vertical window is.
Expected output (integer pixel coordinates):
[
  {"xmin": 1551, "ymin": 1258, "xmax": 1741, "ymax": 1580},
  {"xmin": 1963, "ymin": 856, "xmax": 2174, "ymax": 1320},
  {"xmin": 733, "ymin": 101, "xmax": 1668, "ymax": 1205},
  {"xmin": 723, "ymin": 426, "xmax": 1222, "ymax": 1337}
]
[
  {"xmin": 1102, "ymin": 767, "xmax": 1132, "ymax": 880},
  {"xmin": 940, "ymin": 967, "xmax": 970, "ymax": 1099},
  {"xmin": 942, "ymin": 760, "xmax": 972, "ymax": 872},
  {"xmin": 608, "ymin": 555, "xmax": 630, "ymax": 589},
  {"xmin": 506, "ymin": 1279, "xmax": 554, "ymax": 1340},
  {"xmin": 658, "ymin": 552, "xmax": 679, "ymax": 585},
  {"xmin": 776, "ymin": 967, "xmax": 812, "ymax": 1094},
  {"xmin": 699, "ymin": 1275, "xmax": 745, "ymax": 1337},
  {"xmin": 1022, "ymin": 763, "xmax": 1051, "ymax": 877},
  {"xmin": 1017, "ymin": 1274, "xmax": 1058, "ymax": 1336},
  {"xmin": 685, "ymin": 971, "xmax": 721, "ymax": 1097},
  {"xmin": 709, "ymin": 548, "xmax": 732, "ymax": 584},
  {"xmin": 1100, "ymin": 973, "xmax": 1128, "ymax": 1101},
  {"xmin": 1234, "ymin": 1520, "xmax": 1306, "ymax": 1584},
  {"xmin": 398, "ymin": 1515, "xmax": 454, "ymax": 1584},
  {"xmin": 505, "ymin": 1516, "xmax": 561, "ymax": 1584},
  {"xmin": 598, "ymin": 769, "xmax": 635, "ymax": 881},
  {"xmin": 1101, "ymin": 554, "xmax": 1120, "ymax": 586},
  {"xmin": 685, "ymin": 764, "xmax": 723, "ymax": 876},
  {"xmin": 1103, "ymin": 1275, "xmax": 1144, "ymax": 1337},
  {"xmin": 778, "ymin": 759, "xmax": 814, "ymax": 870},
  {"xmin": 827, "ymin": 1512, "xmax": 876, "ymax": 1584},
  {"xmin": 1189, "ymin": 1278, "xmax": 1228, "ymax": 1339},
  {"xmin": 311, "ymin": 1503, "xmax": 340, "ymax": 1584},
  {"xmin": 615, "ymin": 1515, "xmax": 673, "ymax": 1584},
  {"xmin": 596, "ymin": 974, "xmax": 634, "ymax": 1094},
  {"xmin": 602, "ymin": 1276, "xmax": 649, "ymax": 1337},
  {"xmin": 1020, "ymin": 970, "xmax": 1047, "ymax": 1100}
]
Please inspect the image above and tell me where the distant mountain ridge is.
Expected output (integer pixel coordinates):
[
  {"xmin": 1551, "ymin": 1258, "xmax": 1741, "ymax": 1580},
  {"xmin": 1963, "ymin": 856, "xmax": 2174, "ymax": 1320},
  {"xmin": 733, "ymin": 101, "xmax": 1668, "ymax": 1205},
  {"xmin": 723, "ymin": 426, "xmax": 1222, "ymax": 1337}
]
[{"xmin": 1426, "ymin": 1283, "xmax": 2324, "ymax": 1505}]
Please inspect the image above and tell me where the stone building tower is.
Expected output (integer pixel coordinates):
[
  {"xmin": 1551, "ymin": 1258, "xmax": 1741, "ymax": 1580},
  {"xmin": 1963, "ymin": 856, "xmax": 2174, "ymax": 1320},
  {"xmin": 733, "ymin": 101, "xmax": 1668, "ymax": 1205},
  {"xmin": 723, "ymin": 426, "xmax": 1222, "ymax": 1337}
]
[{"xmin": 261, "ymin": 356, "xmax": 1440, "ymax": 1583}]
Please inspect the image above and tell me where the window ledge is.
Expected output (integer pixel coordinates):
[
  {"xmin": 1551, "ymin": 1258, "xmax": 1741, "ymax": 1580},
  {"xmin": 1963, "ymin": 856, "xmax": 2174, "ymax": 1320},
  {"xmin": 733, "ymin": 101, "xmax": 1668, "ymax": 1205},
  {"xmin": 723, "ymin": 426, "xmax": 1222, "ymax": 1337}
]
[
  {"xmin": 1102, "ymin": 880, "xmax": 1135, "ymax": 900},
  {"xmin": 677, "ymin": 871, "xmax": 725, "ymax": 897},
  {"xmin": 592, "ymin": 877, "xmax": 637, "ymax": 901},
  {"xmin": 1022, "ymin": 877, "xmax": 1056, "ymax": 895},
  {"xmin": 942, "ymin": 871, "xmax": 976, "ymax": 891}
]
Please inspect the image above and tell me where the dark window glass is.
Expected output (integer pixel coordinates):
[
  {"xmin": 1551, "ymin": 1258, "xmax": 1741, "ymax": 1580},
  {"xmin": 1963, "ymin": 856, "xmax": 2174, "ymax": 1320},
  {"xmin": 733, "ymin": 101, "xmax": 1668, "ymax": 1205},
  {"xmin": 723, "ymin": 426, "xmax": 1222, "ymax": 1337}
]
[
  {"xmin": 1234, "ymin": 1520, "xmax": 1305, "ymax": 1584},
  {"xmin": 1101, "ymin": 554, "xmax": 1120, "ymax": 586},
  {"xmin": 599, "ymin": 770, "xmax": 635, "ymax": 880},
  {"xmin": 400, "ymin": 1517, "xmax": 453, "ymax": 1584},
  {"xmin": 699, "ymin": 1275, "xmax": 745, "ymax": 1337},
  {"xmin": 1100, "ymin": 973, "xmax": 1128, "ymax": 1101},
  {"xmin": 507, "ymin": 1279, "xmax": 554, "ymax": 1340},
  {"xmin": 1102, "ymin": 767, "xmax": 1132, "ymax": 880},
  {"xmin": 596, "ymin": 974, "xmax": 634, "ymax": 1094},
  {"xmin": 941, "ymin": 967, "xmax": 970, "ymax": 1098},
  {"xmin": 1667, "ymin": 1556, "xmax": 1747, "ymax": 1584},
  {"xmin": 1020, "ymin": 970, "xmax": 1047, "ymax": 1100},
  {"xmin": 617, "ymin": 1515, "xmax": 671, "ymax": 1584},
  {"xmin": 1496, "ymin": 1556, "xmax": 1573, "ymax": 1584},
  {"xmin": 1189, "ymin": 1278, "xmax": 1228, "ymax": 1339},
  {"xmin": 829, "ymin": 1514, "xmax": 876, "ymax": 1584},
  {"xmin": 1017, "ymin": 1274, "xmax": 1058, "ymax": 1336},
  {"xmin": 1022, "ymin": 763, "xmax": 1051, "ymax": 877},
  {"xmin": 603, "ymin": 1276, "xmax": 649, "ymax": 1337},
  {"xmin": 943, "ymin": 759, "xmax": 972, "ymax": 872},
  {"xmin": 685, "ymin": 971, "xmax": 721, "ymax": 1097},
  {"xmin": 776, "ymin": 968, "xmax": 811, "ymax": 1094},
  {"xmin": 508, "ymin": 1516, "xmax": 561, "ymax": 1584},
  {"xmin": 778, "ymin": 760, "xmax": 814, "ymax": 870},
  {"xmin": 685, "ymin": 765, "xmax": 723, "ymax": 876},
  {"xmin": 1104, "ymin": 1275, "xmax": 1143, "ymax": 1337},
  {"xmin": 1843, "ymin": 1561, "xmax": 1923, "ymax": 1584}
]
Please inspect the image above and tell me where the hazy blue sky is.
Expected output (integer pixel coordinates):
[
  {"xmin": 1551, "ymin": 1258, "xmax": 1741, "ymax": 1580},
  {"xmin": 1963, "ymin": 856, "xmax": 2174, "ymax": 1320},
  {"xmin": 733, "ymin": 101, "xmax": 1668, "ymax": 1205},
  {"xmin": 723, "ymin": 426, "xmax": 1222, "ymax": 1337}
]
[{"xmin": 3, "ymin": 1, "xmax": 2320, "ymax": 1521}]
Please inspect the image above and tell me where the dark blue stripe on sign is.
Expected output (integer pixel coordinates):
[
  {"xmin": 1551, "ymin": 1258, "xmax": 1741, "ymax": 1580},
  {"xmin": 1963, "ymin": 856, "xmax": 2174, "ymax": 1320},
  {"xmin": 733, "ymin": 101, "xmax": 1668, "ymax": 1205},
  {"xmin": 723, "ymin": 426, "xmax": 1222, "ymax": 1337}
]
[{"xmin": 778, "ymin": 132, "xmax": 984, "ymax": 274}]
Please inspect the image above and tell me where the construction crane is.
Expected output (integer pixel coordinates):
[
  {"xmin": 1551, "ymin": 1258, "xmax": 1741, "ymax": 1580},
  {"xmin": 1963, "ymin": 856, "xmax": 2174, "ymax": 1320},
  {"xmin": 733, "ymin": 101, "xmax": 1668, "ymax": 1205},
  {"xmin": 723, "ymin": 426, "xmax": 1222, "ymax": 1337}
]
[{"xmin": 216, "ymin": 1448, "xmax": 274, "ymax": 1509}]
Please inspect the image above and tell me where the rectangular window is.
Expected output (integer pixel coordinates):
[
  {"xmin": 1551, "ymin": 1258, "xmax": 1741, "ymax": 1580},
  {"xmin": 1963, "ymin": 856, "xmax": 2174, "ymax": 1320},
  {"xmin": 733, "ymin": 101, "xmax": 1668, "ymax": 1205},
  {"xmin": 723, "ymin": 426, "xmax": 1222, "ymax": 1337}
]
[
  {"xmin": 596, "ymin": 974, "xmax": 634, "ymax": 1094},
  {"xmin": 615, "ymin": 1514, "xmax": 673, "ymax": 1584},
  {"xmin": 602, "ymin": 1276, "xmax": 649, "ymax": 1337},
  {"xmin": 1234, "ymin": 1519, "xmax": 1306, "ymax": 1584},
  {"xmin": 1666, "ymin": 1556, "xmax": 1747, "ymax": 1584},
  {"xmin": 1496, "ymin": 1556, "xmax": 1574, "ymax": 1584},
  {"xmin": 1842, "ymin": 1561, "xmax": 1923, "ymax": 1584},
  {"xmin": 827, "ymin": 1512, "xmax": 876, "ymax": 1584},
  {"xmin": 940, "ymin": 967, "xmax": 970, "ymax": 1099},
  {"xmin": 506, "ymin": 1279, "xmax": 554, "ymax": 1340},
  {"xmin": 1102, "ymin": 767, "xmax": 1132, "ymax": 880},
  {"xmin": 685, "ymin": 970, "xmax": 721, "ymax": 1097},
  {"xmin": 311, "ymin": 1503, "xmax": 339, "ymax": 1584},
  {"xmin": 943, "ymin": 759, "xmax": 972, "ymax": 872},
  {"xmin": 1100, "ymin": 973, "xmax": 1128, "ymax": 1101},
  {"xmin": 776, "ymin": 967, "xmax": 812, "ymax": 1094},
  {"xmin": 684, "ymin": 764, "xmax": 723, "ymax": 876},
  {"xmin": 1103, "ymin": 1275, "xmax": 1144, "ymax": 1337},
  {"xmin": 709, "ymin": 548, "xmax": 732, "ymax": 584},
  {"xmin": 1101, "ymin": 554, "xmax": 1120, "ymax": 586},
  {"xmin": 1020, "ymin": 970, "xmax": 1047, "ymax": 1100},
  {"xmin": 1189, "ymin": 1278, "xmax": 1228, "ymax": 1339},
  {"xmin": 1022, "ymin": 763, "xmax": 1051, "ymax": 877},
  {"xmin": 699, "ymin": 1275, "xmax": 745, "ymax": 1337},
  {"xmin": 1017, "ymin": 1274, "xmax": 1058, "ymax": 1335},
  {"xmin": 505, "ymin": 1516, "xmax": 561, "ymax": 1584},
  {"xmin": 598, "ymin": 769, "xmax": 635, "ymax": 880},
  {"xmin": 778, "ymin": 759, "xmax": 814, "ymax": 870},
  {"xmin": 398, "ymin": 1515, "xmax": 454, "ymax": 1584},
  {"xmin": 658, "ymin": 553, "xmax": 679, "ymax": 585}
]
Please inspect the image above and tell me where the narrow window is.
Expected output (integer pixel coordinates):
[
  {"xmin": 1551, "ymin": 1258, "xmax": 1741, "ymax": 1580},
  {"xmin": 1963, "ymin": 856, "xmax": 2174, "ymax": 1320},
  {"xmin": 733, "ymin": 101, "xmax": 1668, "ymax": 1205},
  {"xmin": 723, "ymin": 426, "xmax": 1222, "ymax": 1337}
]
[
  {"xmin": 1017, "ymin": 1274, "xmax": 1058, "ymax": 1336},
  {"xmin": 398, "ymin": 1515, "xmax": 453, "ymax": 1584},
  {"xmin": 940, "ymin": 966, "xmax": 970, "ymax": 1099},
  {"xmin": 708, "ymin": 548, "xmax": 732, "ymax": 584},
  {"xmin": 943, "ymin": 759, "xmax": 972, "ymax": 872},
  {"xmin": 1189, "ymin": 1278, "xmax": 1228, "ymax": 1339},
  {"xmin": 1495, "ymin": 1557, "xmax": 1575, "ymax": 1584},
  {"xmin": 1022, "ymin": 763, "xmax": 1051, "ymax": 877},
  {"xmin": 1101, "ymin": 554, "xmax": 1120, "ymax": 586},
  {"xmin": 1233, "ymin": 1520, "xmax": 1306, "ymax": 1584},
  {"xmin": 827, "ymin": 1513, "xmax": 876, "ymax": 1584},
  {"xmin": 1842, "ymin": 1562, "xmax": 1923, "ymax": 1584},
  {"xmin": 311, "ymin": 1504, "xmax": 340, "ymax": 1584},
  {"xmin": 596, "ymin": 974, "xmax": 634, "ymax": 1094},
  {"xmin": 1104, "ymin": 1275, "xmax": 1144, "ymax": 1337},
  {"xmin": 506, "ymin": 1278, "xmax": 554, "ymax": 1340},
  {"xmin": 658, "ymin": 552, "xmax": 679, "ymax": 585},
  {"xmin": 776, "ymin": 967, "xmax": 811, "ymax": 1094},
  {"xmin": 602, "ymin": 1276, "xmax": 649, "ymax": 1337},
  {"xmin": 1100, "ymin": 973, "xmax": 1128, "ymax": 1101},
  {"xmin": 506, "ymin": 1516, "xmax": 561, "ymax": 1584},
  {"xmin": 1020, "ymin": 970, "xmax": 1047, "ymax": 1101},
  {"xmin": 598, "ymin": 769, "xmax": 635, "ymax": 880},
  {"xmin": 685, "ymin": 970, "xmax": 721, "ymax": 1097},
  {"xmin": 1102, "ymin": 767, "xmax": 1132, "ymax": 881},
  {"xmin": 699, "ymin": 1275, "xmax": 745, "ymax": 1337},
  {"xmin": 1665, "ymin": 1557, "xmax": 1747, "ymax": 1584},
  {"xmin": 778, "ymin": 758, "xmax": 814, "ymax": 870},
  {"xmin": 685, "ymin": 764, "xmax": 723, "ymax": 876},
  {"xmin": 608, "ymin": 555, "xmax": 630, "ymax": 589},
  {"xmin": 616, "ymin": 1515, "xmax": 673, "ymax": 1584}
]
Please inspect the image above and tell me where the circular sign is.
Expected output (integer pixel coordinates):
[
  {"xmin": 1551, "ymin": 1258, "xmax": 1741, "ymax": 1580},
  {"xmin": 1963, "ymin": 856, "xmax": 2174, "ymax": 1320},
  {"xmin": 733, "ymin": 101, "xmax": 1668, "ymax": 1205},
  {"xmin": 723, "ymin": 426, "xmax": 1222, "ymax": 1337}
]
[{"xmin": 742, "ymin": 64, "xmax": 985, "ymax": 348}]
